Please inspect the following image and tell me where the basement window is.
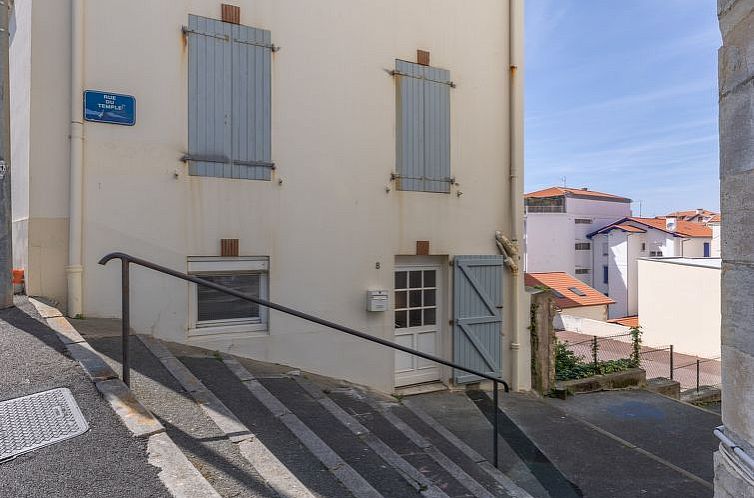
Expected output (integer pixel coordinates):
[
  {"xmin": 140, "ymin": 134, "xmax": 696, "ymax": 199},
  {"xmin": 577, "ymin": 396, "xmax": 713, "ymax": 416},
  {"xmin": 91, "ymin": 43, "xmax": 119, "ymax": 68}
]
[{"xmin": 187, "ymin": 257, "xmax": 269, "ymax": 337}]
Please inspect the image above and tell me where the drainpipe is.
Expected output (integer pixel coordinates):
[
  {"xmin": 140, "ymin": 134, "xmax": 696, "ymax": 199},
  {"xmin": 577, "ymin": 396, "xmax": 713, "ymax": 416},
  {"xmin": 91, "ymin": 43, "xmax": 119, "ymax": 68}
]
[
  {"xmin": 508, "ymin": 0, "xmax": 524, "ymax": 391},
  {"xmin": 66, "ymin": 0, "xmax": 84, "ymax": 317}
]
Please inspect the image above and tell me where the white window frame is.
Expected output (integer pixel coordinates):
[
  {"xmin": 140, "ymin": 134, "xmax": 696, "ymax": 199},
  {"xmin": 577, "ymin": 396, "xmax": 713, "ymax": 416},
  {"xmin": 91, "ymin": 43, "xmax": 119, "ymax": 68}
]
[{"xmin": 187, "ymin": 256, "xmax": 269, "ymax": 337}]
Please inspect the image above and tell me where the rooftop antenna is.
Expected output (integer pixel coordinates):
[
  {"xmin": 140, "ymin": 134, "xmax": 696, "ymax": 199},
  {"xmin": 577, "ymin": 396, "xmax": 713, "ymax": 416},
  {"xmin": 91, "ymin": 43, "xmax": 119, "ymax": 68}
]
[{"xmin": 561, "ymin": 176, "xmax": 567, "ymax": 188}]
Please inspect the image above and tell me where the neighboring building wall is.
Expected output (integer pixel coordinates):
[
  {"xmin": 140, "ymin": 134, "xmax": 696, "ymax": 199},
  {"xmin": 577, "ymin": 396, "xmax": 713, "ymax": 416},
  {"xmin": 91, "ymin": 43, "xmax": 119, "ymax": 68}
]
[
  {"xmin": 9, "ymin": 0, "xmax": 31, "ymax": 271},
  {"xmin": 560, "ymin": 304, "xmax": 607, "ymax": 322},
  {"xmin": 637, "ymin": 259, "xmax": 721, "ymax": 357},
  {"xmin": 524, "ymin": 195, "xmax": 630, "ymax": 286},
  {"xmin": 524, "ymin": 214, "xmax": 575, "ymax": 275},
  {"xmin": 554, "ymin": 313, "xmax": 630, "ymax": 337},
  {"xmin": 10, "ymin": 0, "xmax": 71, "ymax": 304},
  {"xmin": 716, "ymin": 0, "xmax": 754, "ymax": 493},
  {"xmin": 710, "ymin": 223, "xmax": 722, "ymax": 257},
  {"xmin": 15, "ymin": 0, "xmax": 526, "ymax": 393}
]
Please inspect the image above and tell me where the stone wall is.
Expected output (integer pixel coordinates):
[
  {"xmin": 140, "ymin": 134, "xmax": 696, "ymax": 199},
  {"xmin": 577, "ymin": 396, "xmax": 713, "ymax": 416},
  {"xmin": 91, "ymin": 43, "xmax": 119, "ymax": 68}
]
[
  {"xmin": 530, "ymin": 290, "xmax": 556, "ymax": 393},
  {"xmin": 716, "ymin": 0, "xmax": 754, "ymax": 494}
]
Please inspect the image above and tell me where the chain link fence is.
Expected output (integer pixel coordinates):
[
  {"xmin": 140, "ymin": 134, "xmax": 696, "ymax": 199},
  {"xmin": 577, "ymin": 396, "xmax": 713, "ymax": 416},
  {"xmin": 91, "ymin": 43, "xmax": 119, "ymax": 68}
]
[
  {"xmin": 556, "ymin": 330, "xmax": 721, "ymax": 390},
  {"xmin": 556, "ymin": 332, "xmax": 641, "ymax": 381}
]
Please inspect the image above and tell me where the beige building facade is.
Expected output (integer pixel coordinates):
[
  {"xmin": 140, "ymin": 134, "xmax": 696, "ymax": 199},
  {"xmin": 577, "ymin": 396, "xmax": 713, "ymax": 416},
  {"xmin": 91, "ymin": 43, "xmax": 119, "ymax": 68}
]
[
  {"xmin": 637, "ymin": 258, "xmax": 721, "ymax": 358},
  {"xmin": 10, "ymin": 0, "xmax": 528, "ymax": 393}
]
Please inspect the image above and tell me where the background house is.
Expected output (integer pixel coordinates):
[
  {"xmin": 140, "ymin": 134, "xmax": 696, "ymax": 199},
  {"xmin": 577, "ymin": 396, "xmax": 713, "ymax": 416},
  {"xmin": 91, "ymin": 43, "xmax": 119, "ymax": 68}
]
[
  {"xmin": 664, "ymin": 208, "xmax": 719, "ymax": 224},
  {"xmin": 589, "ymin": 217, "xmax": 712, "ymax": 318},
  {"xmin": 9, "ymin": 0, "xmax": 528, "ymax": 393},
  {"xmin": 524, "ymin": 187, "xmax": 632, "ymax": 286},
  {"xmin": 525, "ymin": 271, "xmax": 614, "ymax": 322},
  {"xmin": 638, "ymin": 257, "xmax": 721, "ymax": 358}
]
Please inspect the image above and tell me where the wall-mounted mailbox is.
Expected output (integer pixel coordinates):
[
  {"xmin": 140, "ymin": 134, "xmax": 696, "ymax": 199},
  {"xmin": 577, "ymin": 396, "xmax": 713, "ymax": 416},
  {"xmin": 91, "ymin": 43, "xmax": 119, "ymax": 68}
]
[{"xmin": 366, "ymin": 290, "xmax": 389, "ymax": 312}]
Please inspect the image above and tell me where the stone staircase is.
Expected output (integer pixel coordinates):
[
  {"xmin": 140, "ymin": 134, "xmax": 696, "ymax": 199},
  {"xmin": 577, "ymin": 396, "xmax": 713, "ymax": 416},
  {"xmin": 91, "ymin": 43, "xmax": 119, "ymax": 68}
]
[{"xmin": 80, "ymin": 326, "xmax": 555, "ymax": 498}]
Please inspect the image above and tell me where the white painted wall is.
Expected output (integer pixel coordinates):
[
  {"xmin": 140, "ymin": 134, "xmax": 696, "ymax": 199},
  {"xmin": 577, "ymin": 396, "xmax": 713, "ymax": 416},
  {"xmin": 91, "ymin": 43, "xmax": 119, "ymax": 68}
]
[
  {"xmin": 711, "ymin": 223, "xmax": 721, "ymax": 257},
  {"xmin": 638, "ymin": 259, "xmax": 721, "ymax": 357},
  {"xmin": 524, "ymin": 214, "xmax": 574, "ymax": 274},
  {"xmin": 559, "ymin": 305, "xmax": 607, "ymax": 322},
  {"xmin": 15, "ymin": 0, "xmax": 526, "ymax": 393},
  {"xmin": 555, "ymin": 313, "xmax": 630, "ymax": 337}
]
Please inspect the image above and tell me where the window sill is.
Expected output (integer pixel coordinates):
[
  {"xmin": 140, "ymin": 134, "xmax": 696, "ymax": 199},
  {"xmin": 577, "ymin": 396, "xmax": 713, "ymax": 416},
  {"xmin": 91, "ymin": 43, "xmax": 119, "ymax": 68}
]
[{"xmin": 187, "ymin": 323, "xmax": 268, "ymax": 338}]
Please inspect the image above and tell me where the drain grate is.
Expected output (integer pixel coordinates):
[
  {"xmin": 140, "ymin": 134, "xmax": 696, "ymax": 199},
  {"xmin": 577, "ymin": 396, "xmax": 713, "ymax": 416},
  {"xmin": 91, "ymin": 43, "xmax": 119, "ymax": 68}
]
[{"xmin": 0, "ymin": 388, "xmax": 89, "ymax": 462}]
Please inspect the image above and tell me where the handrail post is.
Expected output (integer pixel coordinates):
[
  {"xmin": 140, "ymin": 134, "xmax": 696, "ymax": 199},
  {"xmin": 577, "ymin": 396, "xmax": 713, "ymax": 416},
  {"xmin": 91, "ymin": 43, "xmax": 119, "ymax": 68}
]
[
  {"xmin": 669, "ymin": 345, "xmax": 674, "ymax": 380},
  {"xmin": 493, "ymin": 380, "xmax": 499, "ymax": 469},
  {"xmin": 121, "ymin": 258, "xmax": 130, "ymax": 387}
]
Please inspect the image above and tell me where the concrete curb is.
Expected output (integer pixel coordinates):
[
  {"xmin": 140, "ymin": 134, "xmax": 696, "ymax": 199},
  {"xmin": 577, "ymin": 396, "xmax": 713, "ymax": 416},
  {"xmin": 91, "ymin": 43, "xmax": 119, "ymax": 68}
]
[{"xmin": 26, "ymin": 298, "xmax": 220, "ymax": 498}]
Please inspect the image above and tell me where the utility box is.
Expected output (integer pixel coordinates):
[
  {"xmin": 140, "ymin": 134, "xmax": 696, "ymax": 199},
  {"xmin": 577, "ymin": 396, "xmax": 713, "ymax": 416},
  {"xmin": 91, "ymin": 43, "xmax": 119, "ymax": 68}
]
[{"xmin": 366, "ymin": 290, "xmax": 388, "ymax": 312}]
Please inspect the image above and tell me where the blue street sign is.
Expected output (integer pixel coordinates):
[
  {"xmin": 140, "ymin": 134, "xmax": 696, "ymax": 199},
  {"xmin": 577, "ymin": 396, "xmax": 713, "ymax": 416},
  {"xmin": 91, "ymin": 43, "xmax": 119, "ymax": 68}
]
[{"xmin": 83, "ymin": 90, "xmax": 136, "ymax": 126}]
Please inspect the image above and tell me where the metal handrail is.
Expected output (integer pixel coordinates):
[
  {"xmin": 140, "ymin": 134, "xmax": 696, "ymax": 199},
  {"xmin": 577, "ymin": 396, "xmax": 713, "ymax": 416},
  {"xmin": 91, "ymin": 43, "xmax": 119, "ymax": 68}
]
[{"xmin": 99, "ymin": 251, "xmax": 509, "ymax": 468}]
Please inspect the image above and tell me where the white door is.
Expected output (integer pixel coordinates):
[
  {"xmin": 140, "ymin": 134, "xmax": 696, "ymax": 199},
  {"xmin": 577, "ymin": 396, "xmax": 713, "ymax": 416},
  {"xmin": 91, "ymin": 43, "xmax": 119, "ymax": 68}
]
[{"xmin": 394, "ymin": 266, "xmax": 442, "ymax": 387}]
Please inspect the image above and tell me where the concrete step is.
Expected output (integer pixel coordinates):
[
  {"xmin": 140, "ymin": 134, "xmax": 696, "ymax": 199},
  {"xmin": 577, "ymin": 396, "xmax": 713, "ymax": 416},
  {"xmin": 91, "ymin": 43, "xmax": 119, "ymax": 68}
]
[
  {"xmin": 77, "ymin": 326, "xmax": 536, "ymax": 498},
  {"xmin": 403, "ymin": 392, "xmax": 552, "ymax": 498},
  {"xmin": 83, "ymin": 335, "xmax": 275, "ymax": 498}
]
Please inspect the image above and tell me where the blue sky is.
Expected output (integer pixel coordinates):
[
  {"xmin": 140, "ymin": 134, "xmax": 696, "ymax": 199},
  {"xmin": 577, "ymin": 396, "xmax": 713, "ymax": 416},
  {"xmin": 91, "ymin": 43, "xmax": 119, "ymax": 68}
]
[{"xmin": 525, "ymin": 0, "xmax": 721, "ymax": 216}]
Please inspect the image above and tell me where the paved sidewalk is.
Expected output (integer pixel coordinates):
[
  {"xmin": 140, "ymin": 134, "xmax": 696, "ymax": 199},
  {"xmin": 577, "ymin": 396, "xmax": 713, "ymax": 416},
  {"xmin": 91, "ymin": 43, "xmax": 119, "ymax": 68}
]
[{"xmin": 0, "ymin": 297, "xmax": 170, "ymax": 498}]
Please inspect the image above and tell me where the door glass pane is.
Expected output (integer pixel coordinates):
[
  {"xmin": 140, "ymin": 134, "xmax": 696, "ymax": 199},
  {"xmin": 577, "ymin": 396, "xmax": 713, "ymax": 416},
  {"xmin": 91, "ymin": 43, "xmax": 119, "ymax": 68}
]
[
  {"xmin": 409, "ymin": 290, "xmax": 422, "ymax": 308},
  {"xmin": 395, "ymin": 291, "xmax": 407, "ymax": 310},
  {"xmin": 423, "ymin": 270, "xmax": 436, "ymax": 287},
  {"xmin": 395, "ymin": 310, "xmax": 407, "ymax": 329},
  {"xmin": 197, "ymin": 274, "xmax": 260, "ymax": 322},
  {"xmin": 395, "ymin": 271, "xmax": 407, "ymax": 290},
  {"xmin": 423, "ymin": 308, "xmax": 436, "ymax": 325},
  {"xmin": 409, "ymin": 271, "xmax": 422, "ymax": 288},
  {"xmin": 423, "ymin": 289, "xmax": 436, "ymax": 307},
  {"xmin": 409, "ymin": 309, "xmax": 422, "ymax": 327}
]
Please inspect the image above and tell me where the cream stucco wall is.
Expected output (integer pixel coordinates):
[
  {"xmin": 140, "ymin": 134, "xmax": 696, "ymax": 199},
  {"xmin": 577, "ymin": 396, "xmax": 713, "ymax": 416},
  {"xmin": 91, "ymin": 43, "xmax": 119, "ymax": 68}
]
[
  {"xmin": 559, "ymin": 304, "xmax": 607, "ymax": 322},
  {"xmin": 637, "ymin": 258, "xmax": 721, "ymax": 357},
  {"xmin": 17, "ymin": 0, "xmax": 526, "ymax": 393}
]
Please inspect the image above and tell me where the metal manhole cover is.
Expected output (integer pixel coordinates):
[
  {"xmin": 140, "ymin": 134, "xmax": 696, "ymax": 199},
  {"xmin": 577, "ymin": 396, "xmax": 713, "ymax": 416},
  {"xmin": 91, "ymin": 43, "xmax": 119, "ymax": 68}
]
[{"xmin": 0, "ymin": 388, "xmax": 89, "ymax": 462}]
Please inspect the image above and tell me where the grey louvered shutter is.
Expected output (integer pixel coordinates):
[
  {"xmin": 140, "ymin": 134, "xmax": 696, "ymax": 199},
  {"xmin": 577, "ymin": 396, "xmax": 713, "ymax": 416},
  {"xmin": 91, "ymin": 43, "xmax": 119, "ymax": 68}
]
[
  {"xmin": 188, "ymin": 16, "xmax": 232, "ymax": 177},
  {"xmin": 231, "ymin": 23, "xmax": 272, "ymax": 180},
  {"xmin": 188, "ymin": 15, "xmax": 272, "ymax": 180},
  {"xmin": 453, "ymin": 255, "xmax": 504, "ymax": 384},
  {"xmin": 395, "ymin": 60, "xmax": 451, "ymax": 193}
]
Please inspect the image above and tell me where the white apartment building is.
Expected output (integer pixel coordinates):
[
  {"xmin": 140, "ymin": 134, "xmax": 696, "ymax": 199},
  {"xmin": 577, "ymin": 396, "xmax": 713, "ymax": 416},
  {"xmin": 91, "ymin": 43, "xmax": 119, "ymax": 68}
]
[
  {"xmin": 524, "ymin": 187, "xmax": 632, "ymax": 286},
  {"xmin": 708, "ymin": 214, "xmax": 721, "ymax": 257},
  {"xmin": 9, "ymin": 0, "xmax": 529, "ymax": 393},
  {"xmin": 638, "ymin": 257, "xmax": 721, "ymax": 358},
  {"xmin": 589, "ymin": 217, "xmax": 712, "ymax": 319}
]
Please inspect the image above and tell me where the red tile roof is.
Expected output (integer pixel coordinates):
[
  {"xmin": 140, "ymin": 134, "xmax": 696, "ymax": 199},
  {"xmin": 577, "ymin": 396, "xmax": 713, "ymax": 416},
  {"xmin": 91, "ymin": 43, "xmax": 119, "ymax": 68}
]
[
  {"xmin": 629, "ymin": 217, "xmax": 712, "ymax": 238},
  {"xmin": 590, "ymin": 217, "xmax": 712, "ymax": 238},
  {"xmin": 524, "ymin": 187, "xmax": 631, "ymax": 203},
  {"xmin": 613, "ymin": 224, "xmax": 646, "ymax": 233},
  {"xmin": 708, "ymin": 214, "xmax": 721, "ymax": 223},
  {"xmin": 525, "ymin": 272, "xmax": 615, "ymax": 309},
  {"xmin": 608, "ymin": 316, "xmax": 640, "ymax": 328},
  {"xmin": 666, "ymin": 209, "xmax": 718, "ymax": 219}
]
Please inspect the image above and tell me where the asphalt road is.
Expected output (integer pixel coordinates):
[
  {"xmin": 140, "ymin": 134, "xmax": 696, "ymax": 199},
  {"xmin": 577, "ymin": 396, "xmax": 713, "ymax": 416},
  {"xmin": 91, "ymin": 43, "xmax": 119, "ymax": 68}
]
[{"xmin": 0, "ymin": 297, "xmax": 169, "ymax": 498}]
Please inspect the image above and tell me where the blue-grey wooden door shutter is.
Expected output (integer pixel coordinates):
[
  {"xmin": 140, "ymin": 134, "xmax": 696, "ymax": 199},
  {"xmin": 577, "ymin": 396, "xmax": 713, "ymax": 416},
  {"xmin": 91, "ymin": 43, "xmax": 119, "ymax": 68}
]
[
  {"xmin": 188, "ymin": 15, "xmax": 232, "ymax": 178},
  {"xmin": 395, "ymin": 60, "xmax": 451, "ymax": 193},
  {"xmin": 231, "ymin": 23, "xmax": 272, "ymax": 180},
  {"xmin": 453, "ymin": 255, "xmax": 504, "ymax": 384},
  {"xmin": 187, "ymin": 15, "xmax": 272, "ymax": 180}
]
